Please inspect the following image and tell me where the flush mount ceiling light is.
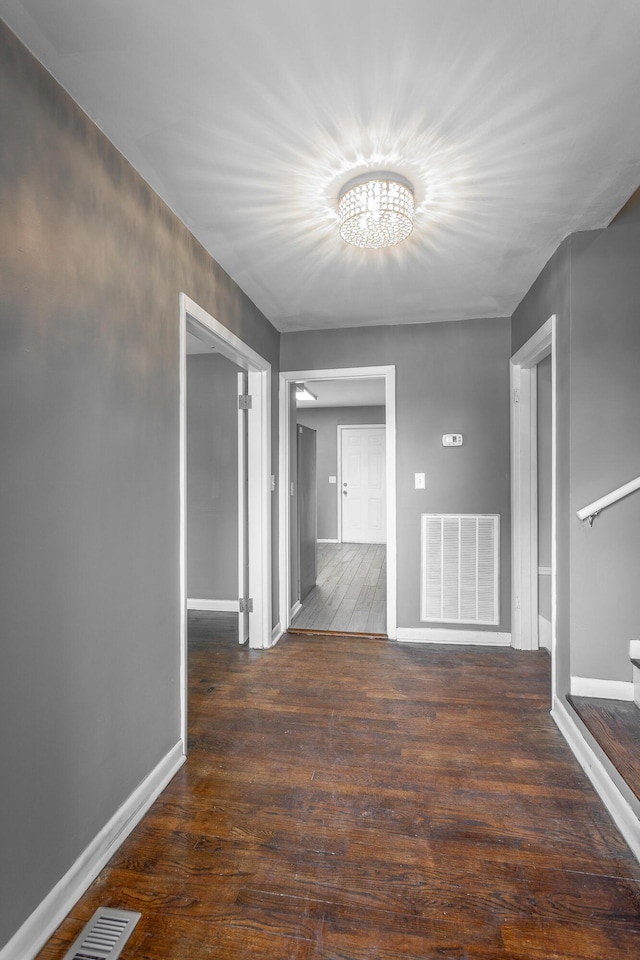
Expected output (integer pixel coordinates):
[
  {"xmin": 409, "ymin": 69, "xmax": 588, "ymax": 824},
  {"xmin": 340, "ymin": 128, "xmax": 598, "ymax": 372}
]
[
  {"xmin": 295, "ymin": 383, "xmax": 317, "ymax": 402},
  {"xmin": 338, "ymin": 172, "xmax": 414, "ymax": 249}
]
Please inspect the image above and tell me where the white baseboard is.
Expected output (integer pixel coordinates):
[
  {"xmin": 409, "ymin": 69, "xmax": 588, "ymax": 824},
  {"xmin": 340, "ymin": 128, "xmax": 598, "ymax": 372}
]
[
  {"xmin": 290, "ymin": 600, "xmax": 302, "ymax": 621},
  {"xmin": 317, "ymin": 538, "xmax": 339, "ymax": 544},
  {"xmin": 396, "ymin": 627, "xmax": 511, "ymax": 646},
  {"xmin": 552, "ymin": 696, "xmax": 640, "ymax": 862},
  {"xmin": 539, "ymin": 615, "xmax": 552, "ymax": 652},
  {"xmin": 570, "ymin": 676, "xmax": 634, "ymax": 701},
  {"xmin": 0, "ymin": 741, "xmax": 185, "ymax": 960},
  {"xmin": 271, "ymin": 622, "xmax": 284, "ymax": 647},
  {"xmin": 187, "ymin": 598, "xmax": 239, "ymax": 612}
]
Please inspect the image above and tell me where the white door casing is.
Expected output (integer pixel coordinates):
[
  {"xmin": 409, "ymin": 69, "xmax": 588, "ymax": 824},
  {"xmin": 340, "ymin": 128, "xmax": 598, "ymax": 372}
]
[
  {"xmin": 237, "ymin": 371, "xmax": 249, "ymax": 644},
  {"xmin": 510, "ymin": 315, "xmax": 557, "ymax": 694},
  {"xmin": 338, "ymin": 425, "xmax": 386, "ymax": 544},
  {"xmin": 180, "ymin": 294, "xmax": 272, "ymax": 748},
  {"xmin": 278, "ymin": 366, "xmax": 396, "ymax": 640}
]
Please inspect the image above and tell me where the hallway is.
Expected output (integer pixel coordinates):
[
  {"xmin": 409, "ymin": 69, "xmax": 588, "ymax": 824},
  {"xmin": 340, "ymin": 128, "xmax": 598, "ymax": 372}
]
[
  {"xmin": 37, "ymin": 623, "xmax": 640, "ymax": 959},
  {"xmin": 292, "ymin": 542, "xmax": 386, "ymax": 634}
]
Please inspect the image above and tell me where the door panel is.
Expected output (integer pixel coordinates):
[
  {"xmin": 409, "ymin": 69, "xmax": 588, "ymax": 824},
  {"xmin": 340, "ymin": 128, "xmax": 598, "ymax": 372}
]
[{"xmin": 341, "ymin": 426, "xmax": 386, "ymax": 544}]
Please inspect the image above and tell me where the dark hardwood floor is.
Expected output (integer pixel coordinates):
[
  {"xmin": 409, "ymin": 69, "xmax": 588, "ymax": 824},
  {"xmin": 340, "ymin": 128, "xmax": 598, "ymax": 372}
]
[
  {"xmin": 569, "ymin": 695, "xmax": 640, "ymax": 803},
  {"xmin": 37, "ymin": 618, "xmax": 640, "ymax": 959}
]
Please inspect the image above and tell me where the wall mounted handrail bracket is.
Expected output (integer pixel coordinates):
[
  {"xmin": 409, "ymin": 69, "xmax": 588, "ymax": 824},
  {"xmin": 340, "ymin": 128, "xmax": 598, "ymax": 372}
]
[{"xmin": 577, "ymin": 475, "xmax": 640, "ymax": 525}]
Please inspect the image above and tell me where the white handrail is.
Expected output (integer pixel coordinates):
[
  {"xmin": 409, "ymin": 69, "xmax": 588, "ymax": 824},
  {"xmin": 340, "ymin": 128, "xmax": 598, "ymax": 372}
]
[{"xmin": 577, "ymin": 476, "xmax": 640, "ymax": 524}]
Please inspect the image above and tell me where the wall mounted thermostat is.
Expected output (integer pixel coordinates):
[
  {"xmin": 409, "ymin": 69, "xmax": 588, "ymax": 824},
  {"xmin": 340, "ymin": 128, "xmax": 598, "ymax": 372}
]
[{"xmin": 442, "ymin": 434, "xmax": 463, "ymax": 447}]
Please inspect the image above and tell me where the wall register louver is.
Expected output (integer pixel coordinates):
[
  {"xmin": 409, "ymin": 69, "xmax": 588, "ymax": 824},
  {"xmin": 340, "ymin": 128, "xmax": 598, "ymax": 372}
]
[
  {"xmin": 420, "ymin": 514, "xmax": 499, "ymax": 625},
  {"xmin": 61, "ymin": 907, "xmax": 141, "ymax": 960}
]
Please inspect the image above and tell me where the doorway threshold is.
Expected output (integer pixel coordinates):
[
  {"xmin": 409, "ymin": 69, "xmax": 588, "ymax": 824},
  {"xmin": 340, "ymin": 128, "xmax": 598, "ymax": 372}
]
[{"xmin": 287, "ymin": 627, "xmax": 388, "ymax": 640}]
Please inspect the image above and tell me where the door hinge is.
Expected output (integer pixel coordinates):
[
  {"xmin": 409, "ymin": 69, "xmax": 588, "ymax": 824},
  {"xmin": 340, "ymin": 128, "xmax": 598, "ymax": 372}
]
[
  {"xmin": 238, "ymin": 394, "xmax": 252, "ymax": 410},
  {"xmin": 239, "ymin": 597, "xmax": 253, "ymax": 614},
  {"xmin": 513, "ymin": 388, "xmax": 520, "ymax": 404}
]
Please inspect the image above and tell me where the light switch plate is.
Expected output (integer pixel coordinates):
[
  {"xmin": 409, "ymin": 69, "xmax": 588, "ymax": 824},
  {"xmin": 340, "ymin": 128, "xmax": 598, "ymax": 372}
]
[
  {"xmin": 442, "ymin": 434, "xmax": 463, "ymax": 446},
  {"xmin": 329, "ymin": 476, "xmax": 336, "ymax": 484},
  {"xmin": 415, "ymin": 473, "xmax": 425, "ymax": 489}
]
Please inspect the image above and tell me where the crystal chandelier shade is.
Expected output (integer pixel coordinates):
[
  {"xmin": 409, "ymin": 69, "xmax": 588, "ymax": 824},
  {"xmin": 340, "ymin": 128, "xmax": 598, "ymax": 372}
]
[{"xmin": 338, "ymin": 173, "xmax": 414, "ymax": 249}]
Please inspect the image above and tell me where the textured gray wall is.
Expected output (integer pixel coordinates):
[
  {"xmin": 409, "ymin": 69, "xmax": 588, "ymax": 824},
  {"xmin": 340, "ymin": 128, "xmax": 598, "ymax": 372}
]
[
  {"xmin": 297, "ymin": 406, "xmax": 386, "ymax": 540},
  {"xmin": 0, "ymin": 22, "xmax": 279, "ymax": 949},
  {"xmin": 187, "ymin": 354, "xmax": 242, "ymax": 601},
  {"xmin": 281, "ymin": 319, "xmax": 512, "ymax": 632},
  {"xmin": 569, "ymin": 225, "xmax": 640, "ymax": 682},
  {"xmin": 512, "ymin": 220, "xmax": 640, "ymax": 689}
]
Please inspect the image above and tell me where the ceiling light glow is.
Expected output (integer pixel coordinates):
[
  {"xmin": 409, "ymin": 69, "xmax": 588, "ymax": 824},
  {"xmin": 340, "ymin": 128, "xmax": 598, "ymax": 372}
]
[{"xmin": 338, "ymin": 172, "xmax": 414, "ymax": 248}]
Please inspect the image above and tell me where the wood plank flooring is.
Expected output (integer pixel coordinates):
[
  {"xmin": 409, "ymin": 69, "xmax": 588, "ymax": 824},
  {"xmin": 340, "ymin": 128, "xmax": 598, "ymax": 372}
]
[
  {"xmin": 292, "ymin": 542, "xmax": 386, "ymax": 633},
  {"xmin": 36, "ymin": 622, "xmax": 640, "ymax": 959},
  {"xmin": 569, "ymin": 695, "xmax": 640, "ymax": 802}
]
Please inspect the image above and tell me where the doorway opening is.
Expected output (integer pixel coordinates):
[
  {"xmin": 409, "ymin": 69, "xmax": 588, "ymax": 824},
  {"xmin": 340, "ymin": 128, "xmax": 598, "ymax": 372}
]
[
  {"xmin": 279, "ymin": 366, "xmax": 396, "ymax": 639},
  {"xmin": 510, "ymin": 315, "xmax": 557, "ymax": 696},
  {"xmin": 179, "ymin": 294, "xmax": 272, "ymax": 746}
]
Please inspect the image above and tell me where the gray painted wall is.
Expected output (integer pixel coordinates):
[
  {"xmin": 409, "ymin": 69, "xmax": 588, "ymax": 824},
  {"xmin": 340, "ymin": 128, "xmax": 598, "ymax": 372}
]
[
  {"xmin": 569, "ymin": 224, "xmax": 640, "ymax": 682},
  {"xmin": 281, "ymin": 319, "xmax": 512, "ymax": 632},
  {"xmin": 187, "ymin": 354, "xmax": 241, "ymax": 601},
  {"xmin": 512, "ymin": 219, "xmax": 640, "ymax": 689},
  {"xmin": 0, "ymin": 23, "xmax": 279, "ymax": 950},
  {"xmin": 297, "ymin": 406, "xmax": 386, "ymax": 541}
]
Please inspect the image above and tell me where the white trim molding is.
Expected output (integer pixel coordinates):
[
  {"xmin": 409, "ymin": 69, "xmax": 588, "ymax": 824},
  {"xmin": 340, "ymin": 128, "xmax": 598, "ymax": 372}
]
[
  {"xmin": 552, "ymin": 697, "xmax": 640, "ymax": 862},
  {"xmin": 570, "ymin": 676, "xmax": 634, "ymax": 701},
  {"xmin": 271, "ymin": 622, "xmax": 284, "ymax": 646},
  {"xmin": 0, "ymin": 742, "xmax": 185, "ymax": 960},
  {"xmin": 290, "ymin": 600, "xmax": 302, "ymax": 621},
  {"xmin": 396, "ymin": 627, "xmax": 511, "ymax": 646},
  {"xmin": 187, "ymin": 598, "xmax": 239, "ymax": 612},
  {"xmin": 317, "ymin": 538, "xmax": 339, "ymax": 544}
]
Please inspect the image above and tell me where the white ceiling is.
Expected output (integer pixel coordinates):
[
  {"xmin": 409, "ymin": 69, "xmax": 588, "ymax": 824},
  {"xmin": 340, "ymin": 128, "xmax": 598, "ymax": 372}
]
[{"xmin": 4, "ymin": 1, "xmax": 640, "ymax": 332}]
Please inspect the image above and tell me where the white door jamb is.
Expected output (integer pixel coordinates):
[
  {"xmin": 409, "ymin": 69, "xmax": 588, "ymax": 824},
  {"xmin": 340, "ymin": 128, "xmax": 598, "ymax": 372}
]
[{"xmin": 510, "ymin": 315, "xmax": 557, "ymax": 684}]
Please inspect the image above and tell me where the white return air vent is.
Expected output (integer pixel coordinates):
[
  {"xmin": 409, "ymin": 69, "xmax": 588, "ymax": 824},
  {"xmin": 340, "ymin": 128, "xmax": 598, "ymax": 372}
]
[
  {"xmin": 61, "ymin": 907, "xmax": 141, "ymax": 960},
  {"xmin": 421, "ymin": 514, "xmax": 499, "ymax": 625}
]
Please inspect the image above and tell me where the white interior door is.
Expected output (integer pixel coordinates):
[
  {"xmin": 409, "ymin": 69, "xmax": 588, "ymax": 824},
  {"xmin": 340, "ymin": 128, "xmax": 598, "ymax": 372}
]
[
  {"xmin": 340, "ymin": 425, "xmax": 386, "ymax": 543},
  {"xmin": 237, "ymin": 371, "xmax": 249, "ymax": 644}
]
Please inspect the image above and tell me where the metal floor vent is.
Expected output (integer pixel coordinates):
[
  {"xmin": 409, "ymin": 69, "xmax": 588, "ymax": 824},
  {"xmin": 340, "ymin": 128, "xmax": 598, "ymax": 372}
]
[
  {"xmin": 421, "ymin": 513, "xmax": 500, "ymax": 625},
  {"xmin": 62, "ymin": 907, "xmax": 141, "ymax": 960}
]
